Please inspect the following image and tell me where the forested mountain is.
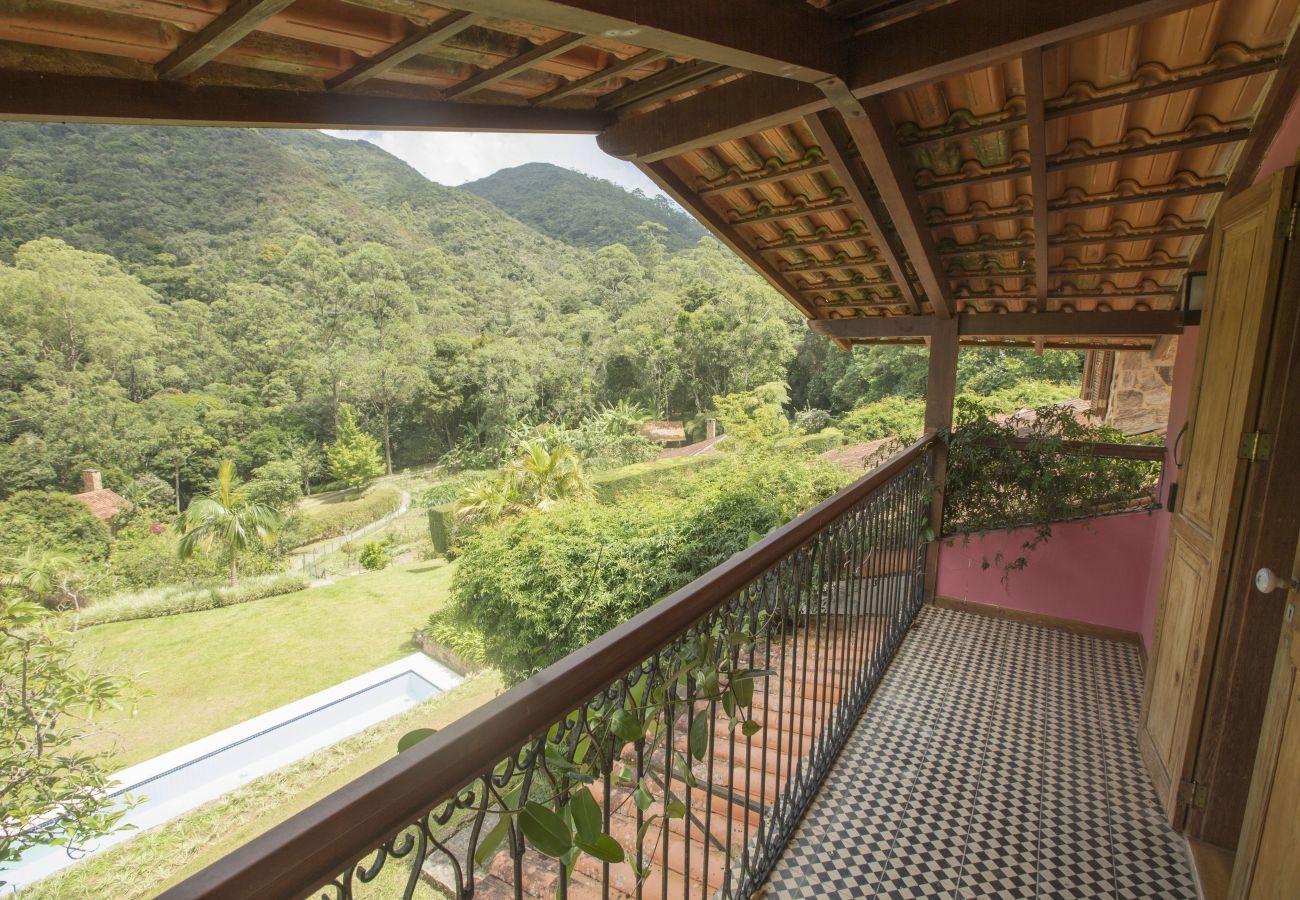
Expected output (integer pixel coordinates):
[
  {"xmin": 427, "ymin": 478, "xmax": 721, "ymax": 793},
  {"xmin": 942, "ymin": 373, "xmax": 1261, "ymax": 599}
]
[
  {"xmin": 0, "ymin": 124, "xmax": 1080, "ymax": 505},
  {"xmin": 462, "ymin": 162, "xmax": 705, "ymax": 251}
]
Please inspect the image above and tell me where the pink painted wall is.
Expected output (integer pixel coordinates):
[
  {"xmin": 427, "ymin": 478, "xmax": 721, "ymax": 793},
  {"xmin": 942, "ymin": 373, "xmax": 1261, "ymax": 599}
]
[
  {"xmin": 935, "ymin": 328, "xmax": 1200, "ymax": 642},
  {"xmin": 936, "ymin": 511, "xmax": 1160, "ymax": 634}
]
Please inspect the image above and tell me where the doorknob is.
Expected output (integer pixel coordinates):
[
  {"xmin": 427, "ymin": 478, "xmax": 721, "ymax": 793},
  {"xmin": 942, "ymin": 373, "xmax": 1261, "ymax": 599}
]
[{"xmin": 1255, "ymin": 567, "xmax": 1300, "ymax": 593}]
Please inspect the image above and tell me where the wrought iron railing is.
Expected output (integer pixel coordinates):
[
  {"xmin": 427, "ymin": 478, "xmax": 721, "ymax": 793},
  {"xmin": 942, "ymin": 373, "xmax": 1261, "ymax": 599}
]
[{"xmin": 161, "ymin": 436, "xmax": 938, "ymax": 900}]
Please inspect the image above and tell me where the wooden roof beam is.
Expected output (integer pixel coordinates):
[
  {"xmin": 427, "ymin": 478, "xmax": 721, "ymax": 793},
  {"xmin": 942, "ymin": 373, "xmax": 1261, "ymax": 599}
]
[
  {"xmin": 598, "ymin": 62, "xmax": 737, "ymax": 113},
  {"xmin": 443, "ymin": 0, "xmax": 846, "ymax": 81},
  {"xmin": 1023, "ymin": 49, "xmax": 1049, "ymax": 312},
  {"xmin": 598, "ymin": 0, "xmax": 1207, "ymax": 162},
  {"xmin": 156, "ymin": 0, "xmax": 297, "ymax": 80},
  {"xmin": 326, "ymin": 11, "xmax": 483, "ymax": 92},
  {"xmin": 806, "ymin": 112, "xmax": 918, "ymax": 312},
  {"xmin": 0, "ymin": 71, "xmax": 612, "ymax": 132},
  {"xmin": 809, "ymin": 309, "xmax": 1184, "ymax": 340},
  {"xmin": 443, "ymin": 32, "xmax": 588, "ymax": 101},
  {"xmin": 831, "ymin": 99, "xmax": 954, "ymax": 318}
]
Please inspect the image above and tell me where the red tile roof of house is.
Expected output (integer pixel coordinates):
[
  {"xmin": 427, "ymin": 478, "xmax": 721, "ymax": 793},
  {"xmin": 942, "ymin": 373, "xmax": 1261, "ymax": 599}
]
[{"xmin": 73, "ymin": 488, "xmax": 130, "ymax": 521}]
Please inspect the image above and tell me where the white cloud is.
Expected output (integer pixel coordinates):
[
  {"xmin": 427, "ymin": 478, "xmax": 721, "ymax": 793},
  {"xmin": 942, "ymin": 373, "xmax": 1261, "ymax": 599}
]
[{"xmin": 321, "ymin": 130, "xmax": 665, "ymax": 196}]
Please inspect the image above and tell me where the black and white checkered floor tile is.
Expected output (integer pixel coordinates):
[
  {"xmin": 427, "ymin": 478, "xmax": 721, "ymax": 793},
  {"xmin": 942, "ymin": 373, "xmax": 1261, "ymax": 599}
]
[{"xmin": 762, "ymin": 606, "xmax": 1198, "ymax": 899}]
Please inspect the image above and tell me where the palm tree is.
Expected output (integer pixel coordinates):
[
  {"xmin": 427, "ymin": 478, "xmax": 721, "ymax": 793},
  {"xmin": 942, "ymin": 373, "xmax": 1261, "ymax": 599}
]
[
  {"xmin": 176, "ymin": 459, "xmax": 283, "ymax": 589},
  {"xmin": 1, "ymin": 548, "xmax": 80, "ymax": 610},
  {"xmin": 511, "ymin": 440, "xmax": 592, "ymax": 510}
]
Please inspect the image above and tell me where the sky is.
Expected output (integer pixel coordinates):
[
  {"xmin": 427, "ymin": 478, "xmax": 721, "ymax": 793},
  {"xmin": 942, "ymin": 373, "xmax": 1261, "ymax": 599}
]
[{"xmin": 322, "ymin": 130, "xmax": 665, "ymax": 196}]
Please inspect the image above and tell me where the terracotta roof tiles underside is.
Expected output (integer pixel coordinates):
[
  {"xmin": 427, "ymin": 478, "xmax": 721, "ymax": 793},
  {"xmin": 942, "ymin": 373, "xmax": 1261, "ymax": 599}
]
[{"xmin": 658, "ymin": 0, "xmax": 1299, "ymax": 349}]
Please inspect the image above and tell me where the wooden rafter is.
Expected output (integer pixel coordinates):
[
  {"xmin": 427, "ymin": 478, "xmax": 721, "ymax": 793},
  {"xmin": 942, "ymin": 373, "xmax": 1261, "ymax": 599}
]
[
  {"xmin": 532, "ymin": 49, "xmax": 668, "ymax": 106},
  {"xmin": 156, "ymin": 0, "xmax": 297, "ymax": 80},
  {"xmin": 806, "ymin": 111, "xmax": 919, "ymax": 313},
  {"xmin": 443, "ymin": 32, "xmax": 588, "ymax": 101},
  {"xmin": 698, "ymin": 159, "xmax": 832, "ymax": 197},
  {"xmin": 326, "ymin": 11, "xmax": 483, "ymax": 92},
  {"xmin": 836, "ymin": 99, "xmax": 954, "ymax": 318},
  {"xmin": 443, "ymin": 0, "xmax": 845, "ymax": 81},
  {"xmin": 0, "ymin": 71, "xmax": 611, "ymax": 132},
  {"xmin": 597, "ymin": 0, "xmax": 1207, "ymax": 161},
  {"xmin": 1023, "ymin": 49, "xmax": 1050, "ymax": 312},
  {"xmin": 728, "ymin": 195, "xmax": 857, "ymax": 226},
  {"xmin": 809, "ymin": 309, "xmax": 1184, "ymax": 340},
  {"xmin": 755, "ymin": 226, "xmax": 873, "ymax": 253},
  {"xmin": 599, "ymin": 63, "xmax": 738, "ymax": 113},
  {"xmin": 638, "ymin": 160, "xmax": 819, "ymax": 320}
]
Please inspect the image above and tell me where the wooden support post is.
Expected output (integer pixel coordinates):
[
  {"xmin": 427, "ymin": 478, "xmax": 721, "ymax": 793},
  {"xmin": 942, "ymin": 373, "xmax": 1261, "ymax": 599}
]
[{"xmin": 923, "ymin": 318, "xmax": 958, "ymax": 602}]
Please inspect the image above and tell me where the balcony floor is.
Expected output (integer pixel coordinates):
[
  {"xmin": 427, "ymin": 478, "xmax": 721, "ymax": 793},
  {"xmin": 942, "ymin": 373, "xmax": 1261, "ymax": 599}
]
[{"xmin": 762, "ymin": 606, "xmax": 1198, "ymax": 899}]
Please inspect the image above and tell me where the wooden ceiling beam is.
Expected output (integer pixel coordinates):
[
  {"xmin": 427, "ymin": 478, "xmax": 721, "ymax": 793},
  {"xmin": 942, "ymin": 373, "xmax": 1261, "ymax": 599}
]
[
  {"xmin": 326, "ymin": 11, "xmax": 483, "ymax": 92},
  {"xmin": 638, "ymin": 160, "xmax": 819, "ymax": 321},
  {"xmin": 598, "ymin": 62, "xmax": 736, "ymax": 113},
  {"xmin": 833, "ymin": 99, "xmax": 954, "ymax": 318},
  {"xmin": 532, "ymin": 48, "xmax": 667, "ymax": 106},
  {"xmin": 443, "ymin": 0, "xmax": 846, "ymax": 81},
  {"xmin": 806, "ymin": 111, "xmax": 919, "ymax": 313},
  {"xmin": 0, "ymin": 71, "xmax": 612, "ymax": 132},
  {"xmin": 598, "ymin": 0, "xmax": 1206, "ymax": 161},
  {"xmin": 156, "ymin": 0, "xmax": 297, "ymax": 80},
  {"xmin": 809, "ymin": 309, "xmax": 1184, "ymax": 339},
  {"xmin": 1023, "ymin": 49, "xmax": 1049, "ymax": 312},
  {"xmin": 442, "ymin": 32, "xmax": 588, "ymax": 100}
]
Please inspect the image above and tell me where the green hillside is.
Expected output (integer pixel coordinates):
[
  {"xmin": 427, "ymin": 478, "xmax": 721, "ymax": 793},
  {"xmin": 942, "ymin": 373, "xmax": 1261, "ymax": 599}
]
[{"xmin": 462, "ymin": 161, "xmax": 706, "ymax": 251}]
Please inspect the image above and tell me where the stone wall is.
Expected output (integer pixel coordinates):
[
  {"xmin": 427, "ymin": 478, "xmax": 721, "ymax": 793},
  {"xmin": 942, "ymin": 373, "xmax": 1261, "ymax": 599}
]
[{"xmin": 1103, "ymin": 338, "xmax": 1178, "ymax": 435}]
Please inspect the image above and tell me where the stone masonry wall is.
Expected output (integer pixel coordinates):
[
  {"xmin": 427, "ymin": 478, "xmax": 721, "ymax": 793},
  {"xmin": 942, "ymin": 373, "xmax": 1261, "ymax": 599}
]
[{"xmin": 1104, "ymin": 338, "xmax": 1178, "ymax": 435}]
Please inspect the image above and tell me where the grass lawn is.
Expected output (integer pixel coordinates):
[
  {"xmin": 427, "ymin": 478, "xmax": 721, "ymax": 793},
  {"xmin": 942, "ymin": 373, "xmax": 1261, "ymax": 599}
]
[
  {"xmin": 23, "ymin": 671, "xmax": 504, "ymax": 900},
  {"xmin": 75, "ymin": 557, "xmax": 457, "ymax": 768}
]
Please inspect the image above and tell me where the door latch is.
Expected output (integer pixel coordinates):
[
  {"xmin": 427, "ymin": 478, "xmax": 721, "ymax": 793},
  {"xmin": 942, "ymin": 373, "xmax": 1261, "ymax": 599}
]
[{"xmin": 1256, "ymin": 568, "xmax": 1300, "ymax": 594}]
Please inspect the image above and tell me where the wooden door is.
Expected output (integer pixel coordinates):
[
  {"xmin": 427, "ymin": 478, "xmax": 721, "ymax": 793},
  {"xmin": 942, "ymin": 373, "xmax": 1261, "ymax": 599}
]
[
  {"xmin": 1229, "ymin": 542, "xmax": 1300, "ymax": 900},
  {"xmin": 1139, "ymin": 168, "xmax": 1297, "ymax": 823}
]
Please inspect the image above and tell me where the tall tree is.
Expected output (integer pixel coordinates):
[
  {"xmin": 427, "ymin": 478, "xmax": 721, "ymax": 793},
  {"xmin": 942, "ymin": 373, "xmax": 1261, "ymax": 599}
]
[{"xmin": 326, "ymin": 405, "xmax": 383, "ymax": 489}]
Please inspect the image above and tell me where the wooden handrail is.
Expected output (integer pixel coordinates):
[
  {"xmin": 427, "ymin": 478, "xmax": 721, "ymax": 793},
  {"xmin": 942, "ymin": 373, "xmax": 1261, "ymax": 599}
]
[
  {"xmin": 975, "ymin": 436, "xmax": 1166, "ymax": 461},
  {"xmin": 161, "ymin": 435, "xmax": 938, "ymax": 900}
]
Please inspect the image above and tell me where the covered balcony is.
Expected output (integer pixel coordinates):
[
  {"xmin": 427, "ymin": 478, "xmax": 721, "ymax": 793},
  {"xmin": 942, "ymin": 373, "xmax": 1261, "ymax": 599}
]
[{"xmin": 3, "ymin": 0, "xmax": 1299, "ymax": 897}]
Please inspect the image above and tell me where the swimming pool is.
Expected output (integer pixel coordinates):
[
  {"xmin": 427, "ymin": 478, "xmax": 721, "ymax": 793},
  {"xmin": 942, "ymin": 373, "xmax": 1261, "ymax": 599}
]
[{"xmin": 3, "ymin": 653, "xmax": 462, "ymax": 890}]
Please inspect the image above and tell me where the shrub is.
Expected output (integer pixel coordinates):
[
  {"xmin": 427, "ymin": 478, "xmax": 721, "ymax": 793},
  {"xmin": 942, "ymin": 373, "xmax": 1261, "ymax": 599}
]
[
  {"xmin": 0, "ymin": 491, "xmax": 112, "ymax": 567},
  {"xmin": 794, "ymin": 408, "xmax": 833, "ymax": 433},
  {"xmin": 327, "ymin": 404, "xmax": 383, "ymax": 488},
  {"xmin": 420, "ymin": 609, "xmax": 488, "ymax": 668},
  {"xmin": 79, "ymin": 573, "xmax": 308, "ymax": 626},
  {"xmin": 415, "ymin": 470, "xmax": 496, "ymax": 507},
  {"xmin": 450, "ymin": 453, "xmax": 850, "ymax": 683},
  {"xmin": 776, "ymin": 428, "xmax": 844, "ymax": 455},
  {"xmin": 427, "ymin": 503, "xmax": 456, "ymax": 555},
  {"xmin": 359, "ymin": 541, "xmax": 390, "ymax": 570},
  {"xmin": 589, "ymin": 455, "xmax": 721, "ymax": 503},
  {"xmin": 840, "ymin": 396, "xmax": 925, "ymax": 442},
  {"xmin": 244, "ymin": 459, "xmax": 304, "ymax": 510}
]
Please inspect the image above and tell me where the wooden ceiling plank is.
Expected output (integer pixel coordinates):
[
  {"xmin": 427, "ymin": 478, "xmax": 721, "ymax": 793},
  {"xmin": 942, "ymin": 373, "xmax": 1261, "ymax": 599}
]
[
  {"xmin": 442, "ymin": 32, "xmax": 588, "ymax": 101},
  {"xmin": 1023, "ymin": 48, "xmax": 1049, "ymax": 312},
  {"xmin": 600, "ymin": 63, "xmax": 738, "ymax": 114},
  {"xmin": 326, "ymin": 10, "xmax": 483, "ymax": 92},
  {"xmin": 809, "ymin": 309, "xmax": 1184, "ymax": 339},
  {"xmin": 835, "ymin": 99, "xmax": 954, "ymax": 318},
  {"xmin": 0, "ymin": 71, "xmax": 611, "ymax": 132},
  {"xmin": 639, "ymin": 160, "xmax": 820, "ymax": 321},
  {"xmin": 806, "ymin": 110, "xmax": 919, "ymax": 313},
  {"xmin": 156, "ymin": 0, "xmax": 297, "ymax": 80},
  {"xmin": 442, "ymin": 0, "xmax": 845, "ymax": 81},
  {"xmin": 532, "ymin": 48, "xmax": 668, "ymax": 106}
]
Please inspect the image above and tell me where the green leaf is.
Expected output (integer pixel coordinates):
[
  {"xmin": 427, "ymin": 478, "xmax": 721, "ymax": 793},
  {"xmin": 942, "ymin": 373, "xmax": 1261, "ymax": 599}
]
[
  {"xmin": 689, "ymin": 709, "xmax": 710, "ymax": 761},
  {"xmin": 576, "ymin": 833, "xmax": 625, "ymax": 864},
  {"xmin": 474, "ymin": 814, "xmax": 512, "ymax": 867},
  {"xmin": 568, "ymin": 787, "xmax": 602, "ymax": 844},
  {"xmin": 730, "ymin": 675, "xmax": 753, "ymax": 708},
  {"xmin": 634, "ymin": 785, "xmax": 653, "ymax": 811},
  {"xmin": 722, "ymin": 691, "xmax": 735, "ymax": 717},
  {"xmin": 665, "ymin": 799, "xmax": 686, "ymax": 819},
  {"xmin": 610, "ymin": 708, "xmax": 643, "ymax": 743},
  {"xmin": 742, "ymin": 720, "xmax": 762, "ymax": 737},
  {"xmin": 396, "ymin": 728, "xmax": 437, "ymax": 753},
  {"xmin": 519, "ymin": 802, "xmax": 572, "ymax": 858}
]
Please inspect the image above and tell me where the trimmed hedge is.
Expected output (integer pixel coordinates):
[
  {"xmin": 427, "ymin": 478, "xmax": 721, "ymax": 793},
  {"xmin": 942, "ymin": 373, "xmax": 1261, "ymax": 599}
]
[
  {"xmin": 776, "ymin": 428, "xmax": 845, "ymax": 454},
  {"xmin": 284, "ymin": 484, "xmax": 403, "ymax": 547},
  {"xmin": 589, "ymin": 454, "xmax": 721, "ymax": 502},
  {"xmin": 80, "ymin": 573, "xmax": 309, "ymax": 627}
]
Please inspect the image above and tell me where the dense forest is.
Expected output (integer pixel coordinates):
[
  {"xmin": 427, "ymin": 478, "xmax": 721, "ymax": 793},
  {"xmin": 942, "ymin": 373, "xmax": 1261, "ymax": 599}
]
[
  {"xmin": 463, "ymin": 161, "xmax": 706, "ymax": 251},
  {"xmin": 0, "ymin": 124, "xmax": 1081, "ymax": 505}
]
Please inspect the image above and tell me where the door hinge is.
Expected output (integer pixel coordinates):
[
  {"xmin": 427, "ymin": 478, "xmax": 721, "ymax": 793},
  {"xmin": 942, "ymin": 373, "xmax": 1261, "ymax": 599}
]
[
  {"xmin": 1281, "ymin": 204, "xmax": 1298, "ymax": 241},
  {"xmin": 1178, "ymin": 779, "xmax": 1208, "ymax": 810},
  {"xmin": 1239, "ymin": 431, "xmax": 1273, "ymax": 461}
]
